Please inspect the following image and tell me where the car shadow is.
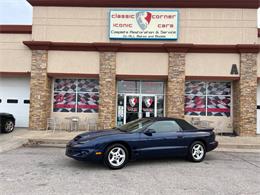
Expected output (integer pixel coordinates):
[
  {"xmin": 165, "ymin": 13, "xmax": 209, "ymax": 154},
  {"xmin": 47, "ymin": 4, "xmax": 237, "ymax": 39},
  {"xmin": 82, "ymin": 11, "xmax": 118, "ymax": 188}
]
[
  {"xmin": 65, "ymin": 158, "xmax": 106, "ymax": 170},
  {"xmin": 65, "ymin": 155, "xmax": 217, "ymax": 170}
]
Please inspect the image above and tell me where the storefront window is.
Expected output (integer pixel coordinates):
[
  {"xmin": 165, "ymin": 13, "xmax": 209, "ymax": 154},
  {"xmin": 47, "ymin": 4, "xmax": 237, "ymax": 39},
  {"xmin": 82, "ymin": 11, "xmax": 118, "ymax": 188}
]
[
  {"xmin": 141, "ymin": 82, "xmax": 164, "ymax": 94},
  {"xmin": 118, "ymin": 80, "xmax": 140, "ymax": 93},
  {"xmin": 116, "ymin": 80, "xmax": 165, "ymax": 126},
  {"xmin": 53, "ymin": 79, "xmax": 99, "ymax": 113},
  {"xmin": 185, "ymin": 81, "xmax": 231, "ymax": 117}
]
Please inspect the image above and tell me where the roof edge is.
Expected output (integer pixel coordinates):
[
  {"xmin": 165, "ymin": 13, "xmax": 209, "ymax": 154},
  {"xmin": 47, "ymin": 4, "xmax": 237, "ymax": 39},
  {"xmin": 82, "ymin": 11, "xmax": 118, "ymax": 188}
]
[
  {"xmin": 26, "ymin": 0, "xmax": 259, "ymax": 9},
  {"xmin": 23, "ymin": 41, "xmax": 260, "ymax": 53},
  {"xmin": 0, "ymin": 25, "xmax": 32, "ymax": 34}
]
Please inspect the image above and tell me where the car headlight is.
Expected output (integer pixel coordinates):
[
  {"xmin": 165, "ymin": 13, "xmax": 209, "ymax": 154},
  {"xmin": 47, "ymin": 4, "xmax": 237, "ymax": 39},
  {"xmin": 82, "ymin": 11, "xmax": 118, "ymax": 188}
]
[{"xmin": 77, "ymin": 140, "xmax": 89, "ymax": 144}]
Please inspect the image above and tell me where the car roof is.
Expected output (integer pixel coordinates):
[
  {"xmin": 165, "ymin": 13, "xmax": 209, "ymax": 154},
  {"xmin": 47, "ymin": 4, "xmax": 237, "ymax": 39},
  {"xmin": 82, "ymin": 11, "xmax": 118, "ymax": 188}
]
[
  {"xmin": 147, "ymin": 117, "xmax": 197, "ymax": 130},
  {"xmin": 148, "ymin": 117, "xmax": 182, "ymax": 121}
]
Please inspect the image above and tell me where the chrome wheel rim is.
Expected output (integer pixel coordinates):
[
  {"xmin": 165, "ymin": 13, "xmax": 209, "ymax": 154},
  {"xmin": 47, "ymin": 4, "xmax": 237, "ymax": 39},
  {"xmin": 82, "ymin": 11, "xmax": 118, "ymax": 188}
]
[
  {"xmin": 192, "ymin": 144, "xmax": 204, "ymax": 160},
  {"xmin": 5, "ymin": 121, "xmax": 14, "ymax": 132},
  {"xmin": 108, "ymin": 147, "xmax": 126, "ymax": 167}
]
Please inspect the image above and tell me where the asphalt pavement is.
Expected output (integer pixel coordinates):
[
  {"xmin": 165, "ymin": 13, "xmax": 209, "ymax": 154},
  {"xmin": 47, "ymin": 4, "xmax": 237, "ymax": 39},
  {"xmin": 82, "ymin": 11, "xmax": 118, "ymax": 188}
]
[{"xmin": 0, "ymin": 147, "xmax": 260, "ymax": 195}]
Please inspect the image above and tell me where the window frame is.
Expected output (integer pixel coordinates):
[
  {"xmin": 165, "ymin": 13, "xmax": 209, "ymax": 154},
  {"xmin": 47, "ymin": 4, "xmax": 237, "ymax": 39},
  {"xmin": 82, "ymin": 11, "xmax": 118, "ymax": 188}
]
[
  {"xmin": 52, "ymin": 78, "xmax": 99, "ymax": 113},
  {"xmin": 185, "ymin": 81, "xmax": 232, "ymax": 117},
  {"xmin": 147, "ymin": 120, "xmax": 183, "ymax": 133}
]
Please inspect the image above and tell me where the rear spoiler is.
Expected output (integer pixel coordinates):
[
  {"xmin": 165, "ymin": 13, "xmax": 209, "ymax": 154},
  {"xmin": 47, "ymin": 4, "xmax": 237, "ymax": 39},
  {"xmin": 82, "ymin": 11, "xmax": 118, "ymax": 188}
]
[
  {"xmin": 185, "ymin": 128, "xmax": 214, "ymax": 132},
  {"xmin": 197, "ymin": 128, "xmax": 214, "ymax": 132}
]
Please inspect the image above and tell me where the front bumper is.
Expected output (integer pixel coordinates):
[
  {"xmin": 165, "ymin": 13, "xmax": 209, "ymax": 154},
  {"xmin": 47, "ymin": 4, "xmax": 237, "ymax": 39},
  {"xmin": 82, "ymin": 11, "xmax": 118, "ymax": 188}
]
[
  {"xmin": 66, "ymin": 146, "xmax": 102, "ymax": 162},
  {"xmin": 207, "ymin": 141, "xmax": 218, "ymax": 152}
]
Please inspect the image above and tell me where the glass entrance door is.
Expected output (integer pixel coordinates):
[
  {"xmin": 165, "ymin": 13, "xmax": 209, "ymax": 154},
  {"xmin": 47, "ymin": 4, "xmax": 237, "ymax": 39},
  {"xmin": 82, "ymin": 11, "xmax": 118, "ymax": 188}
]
[
  {"xmin": 141, "ymin": 95, "xmax": 156, "ymax": 119},
  {"xmin": 124, "ymin": 94, "xmax": 157, "ymax": 124},
  {"xmin": 124, "ymin": 95, "xmax": 140, "ymax": 123}
]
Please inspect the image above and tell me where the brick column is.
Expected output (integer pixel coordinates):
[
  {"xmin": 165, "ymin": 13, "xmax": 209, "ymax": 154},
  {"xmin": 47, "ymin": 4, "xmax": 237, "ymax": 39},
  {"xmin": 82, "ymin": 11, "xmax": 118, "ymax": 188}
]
[
  {"xmin": 166, "ymin": 52, "xmax": 186, "ymax": 118},
  {"xmin": 29, "ymin": 50, "xmax": 52, "ymax": 130},
  {"xmin": 98, "ymin": 52, "xmax": 117, "ymax": 129},
  {"xmin": 233, "ymin": 53, "xmax": 257, "ymax": 136}
]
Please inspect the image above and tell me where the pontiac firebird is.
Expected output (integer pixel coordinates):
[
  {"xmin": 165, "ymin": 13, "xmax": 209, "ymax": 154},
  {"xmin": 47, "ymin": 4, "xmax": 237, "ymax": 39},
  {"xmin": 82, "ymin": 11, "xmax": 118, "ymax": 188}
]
[{"xmin": 66, "ymin": 117, "xmax": 218, "ymax": 169}]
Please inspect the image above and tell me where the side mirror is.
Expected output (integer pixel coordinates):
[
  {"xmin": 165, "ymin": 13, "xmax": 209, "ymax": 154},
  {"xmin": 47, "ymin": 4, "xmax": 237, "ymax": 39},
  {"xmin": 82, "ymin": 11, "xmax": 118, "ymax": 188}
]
[{"xmin": 144, "ymin": 129, "xmax": 156, "ymax": 136}]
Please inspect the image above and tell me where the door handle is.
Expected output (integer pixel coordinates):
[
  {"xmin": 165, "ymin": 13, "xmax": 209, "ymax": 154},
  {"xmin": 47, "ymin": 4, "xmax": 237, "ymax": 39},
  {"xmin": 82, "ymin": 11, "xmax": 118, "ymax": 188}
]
[{"xmin": 177, "ymin": 135, "xmax": 183, "ymax": 139}]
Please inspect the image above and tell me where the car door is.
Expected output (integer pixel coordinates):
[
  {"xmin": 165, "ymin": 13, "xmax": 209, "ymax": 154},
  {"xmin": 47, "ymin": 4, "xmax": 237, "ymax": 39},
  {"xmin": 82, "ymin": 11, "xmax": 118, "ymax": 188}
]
[{"xmin": 137, "ymin": 120, "xmax": 186, "ymax": 159}]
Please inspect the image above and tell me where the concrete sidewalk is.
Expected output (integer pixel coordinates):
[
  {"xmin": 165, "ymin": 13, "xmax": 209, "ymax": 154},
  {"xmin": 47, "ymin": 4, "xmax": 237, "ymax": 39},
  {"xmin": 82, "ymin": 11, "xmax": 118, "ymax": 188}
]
[{"xmin": 1, "ymin": 128, "xmax": 260, "ymax": 153}]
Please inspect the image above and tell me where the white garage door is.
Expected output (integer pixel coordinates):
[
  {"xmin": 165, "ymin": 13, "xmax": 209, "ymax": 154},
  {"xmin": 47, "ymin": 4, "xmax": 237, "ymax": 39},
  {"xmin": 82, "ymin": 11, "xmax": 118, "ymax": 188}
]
[{"xmin": 0, "ymin": 77, "xmax": 30, "ymax": 127}]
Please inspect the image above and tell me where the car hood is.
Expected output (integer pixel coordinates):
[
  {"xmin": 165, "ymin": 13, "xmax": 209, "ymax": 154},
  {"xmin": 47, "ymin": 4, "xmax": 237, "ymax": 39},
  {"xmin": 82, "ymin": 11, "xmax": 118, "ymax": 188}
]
[{"xmin": 74, "ymin": 129, "xmax": 124, "ymax": 142}]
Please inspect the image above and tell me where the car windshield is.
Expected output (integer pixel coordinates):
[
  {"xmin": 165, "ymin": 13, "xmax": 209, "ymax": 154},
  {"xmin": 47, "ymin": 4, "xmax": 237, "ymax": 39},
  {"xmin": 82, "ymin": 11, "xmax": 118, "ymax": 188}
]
[{"xmin": 116, "ymin": 118, "xmax": 153, "ymax": 132}]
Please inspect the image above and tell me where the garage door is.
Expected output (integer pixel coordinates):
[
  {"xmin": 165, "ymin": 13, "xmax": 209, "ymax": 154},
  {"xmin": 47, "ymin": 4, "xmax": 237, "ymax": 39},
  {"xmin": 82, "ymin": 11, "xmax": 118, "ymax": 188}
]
[{"xmin": 0, "ymin": 77, "xmax": 30, "ymax": 127}]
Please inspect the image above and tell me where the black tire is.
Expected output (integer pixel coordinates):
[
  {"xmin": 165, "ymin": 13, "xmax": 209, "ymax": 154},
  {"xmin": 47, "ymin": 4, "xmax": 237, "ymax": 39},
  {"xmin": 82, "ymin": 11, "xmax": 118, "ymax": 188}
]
[
  {"xmin": 103, "ymin": 144, "xmax": 129, "ymax": 170},
  {"xmin": 2, "ymin": 120, "xmax": 15, "ymax": 133},
  {"xmin": 187, "ymin": 141, "xmax": 206, "ymax": 162}
]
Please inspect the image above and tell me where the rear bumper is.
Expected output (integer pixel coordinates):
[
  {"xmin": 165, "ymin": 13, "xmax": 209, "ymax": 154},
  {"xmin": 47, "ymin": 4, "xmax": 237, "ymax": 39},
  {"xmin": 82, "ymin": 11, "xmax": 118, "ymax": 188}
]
[{"xmin": 207, "ymin": 141, "xmax": 218, "ymax": 152}]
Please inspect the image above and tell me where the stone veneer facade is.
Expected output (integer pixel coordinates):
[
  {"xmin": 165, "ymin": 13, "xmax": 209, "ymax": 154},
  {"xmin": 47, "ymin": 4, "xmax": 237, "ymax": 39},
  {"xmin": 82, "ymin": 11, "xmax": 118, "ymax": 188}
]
[
  {"xmin": 233, "ymin": 53, "xmax": 257, "ymax": 136},
  {"xmin": 166, "ymin": 52, "xmax": 186, "ymax": 119},
  {"xmin": 98, "ymin": 52, "xmax": 117, "ymax": 129},
  {"xmin": 29, "ymin": 50, "xmax": 52, "ymax": 130}
]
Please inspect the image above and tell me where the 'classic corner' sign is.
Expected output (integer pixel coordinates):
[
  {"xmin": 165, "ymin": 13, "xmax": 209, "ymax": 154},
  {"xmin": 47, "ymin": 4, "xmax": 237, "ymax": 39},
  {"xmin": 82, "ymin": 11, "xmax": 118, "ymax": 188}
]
[{"xmin": 109, "ymin": 10, "xmax": 179, "ymax": 40}]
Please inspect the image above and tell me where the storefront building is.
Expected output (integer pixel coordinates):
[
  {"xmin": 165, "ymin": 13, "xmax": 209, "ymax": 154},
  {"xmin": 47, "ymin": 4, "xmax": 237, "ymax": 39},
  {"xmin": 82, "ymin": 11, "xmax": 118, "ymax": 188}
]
[{"xmin": 0, "ymin": 0, "xmax": 260, "ymax": 136}]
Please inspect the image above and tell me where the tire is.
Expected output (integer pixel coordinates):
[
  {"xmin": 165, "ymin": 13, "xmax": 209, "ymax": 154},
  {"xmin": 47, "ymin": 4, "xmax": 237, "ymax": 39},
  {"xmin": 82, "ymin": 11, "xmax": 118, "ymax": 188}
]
[
  {"xmin": 187, "ymin": 141, "xmax": 206, "ymax": 162},
  {"xmin": 103, "ymin": 144, "xmax": 129, "ymax": 170},
  {"xmin": 2, "ymin": 120, "xmax": 15, "ymax": 133}
]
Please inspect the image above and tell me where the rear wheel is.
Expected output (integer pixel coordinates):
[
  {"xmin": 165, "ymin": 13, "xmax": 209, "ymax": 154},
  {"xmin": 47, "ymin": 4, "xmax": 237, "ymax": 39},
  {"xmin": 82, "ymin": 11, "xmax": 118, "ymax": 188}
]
[
  {"xmin": 188, "ymin": 141, "xmax": 206, "ymax": 162},
  {"xmin": 2, "ymin": 120, "xmax": 15, "ymax": 133},
  {"xmin": 103, "ymin": 144, "xmax": 129, "ymax": 169}
]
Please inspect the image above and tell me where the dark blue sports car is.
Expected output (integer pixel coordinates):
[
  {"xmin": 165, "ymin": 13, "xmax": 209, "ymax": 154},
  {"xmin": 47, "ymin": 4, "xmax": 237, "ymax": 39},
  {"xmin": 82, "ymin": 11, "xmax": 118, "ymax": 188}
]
[{"xmin": 66, "ymin": 117, "xmax": 218, "ymax": 169}]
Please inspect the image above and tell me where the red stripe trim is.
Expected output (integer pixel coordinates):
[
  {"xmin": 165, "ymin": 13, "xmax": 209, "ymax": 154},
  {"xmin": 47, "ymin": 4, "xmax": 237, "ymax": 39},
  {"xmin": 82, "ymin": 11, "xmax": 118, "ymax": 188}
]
[
  {"xmin": 186, "ymin": 76, "xmax": 240, "ymax": 81},
  {"xmin": 0, "ymin": 72, "xmax": 31, "ymax": 77},
  {"xmin": 0, "ymin": 25, "xmax": 32, "ymax": 34},
  {"xmin": 54, "ymin": 104, "xmax": 76, "ymax": 108},
  {"xmin": 48, "ymin": 73, "xmax": 99, "ymax": 78},
  {"xmin": 185, "ymin": 108, "xmax": 230, "ymax": 112},
  {"xmin": 77, "ymin": 105, "xmax": 98, "ymax": 109},
  {"xmin": 27, "ymin": 0, "xmax": 259, "ymax": 9},
  {"xmin": 116, "ymin": 75, "xmax": 168, "ymax": 80}
]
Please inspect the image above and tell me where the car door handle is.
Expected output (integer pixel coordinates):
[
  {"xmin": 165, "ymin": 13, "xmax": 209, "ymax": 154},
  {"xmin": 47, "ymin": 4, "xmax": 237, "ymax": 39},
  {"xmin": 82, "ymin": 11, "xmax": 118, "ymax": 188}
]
[{"xmin": 177, "ymin": 135, "xmax": 183, "ymax": 139}]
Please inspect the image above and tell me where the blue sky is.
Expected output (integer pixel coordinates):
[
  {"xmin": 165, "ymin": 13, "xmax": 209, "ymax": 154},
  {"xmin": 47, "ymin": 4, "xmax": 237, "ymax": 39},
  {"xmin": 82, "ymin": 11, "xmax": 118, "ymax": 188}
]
[
  {"xmin": 0, "ymin": 0, "xmax": 32, "ymax": 24},
  {"xmin": 0, "ymin": 0, "xmax": 259, "ymax": 27}
]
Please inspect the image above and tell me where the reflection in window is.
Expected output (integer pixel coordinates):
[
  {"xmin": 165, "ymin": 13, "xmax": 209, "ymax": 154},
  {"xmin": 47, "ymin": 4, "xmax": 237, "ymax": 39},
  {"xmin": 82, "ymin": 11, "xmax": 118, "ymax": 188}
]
[
  {"xmin": 148, "ymin": 121, "xmax": 182, "ymax": 132},
  {"xmin": 185, "ymin": 95, "xmax": 206, "ymax": 116},
  {"xmin": 53, "ymin": 79, "xmax": 99, "ymax": 113},
  {"xmin": 185, "ymin": 81, "xmax": 231, "ymax": 117},
  {"xmin": 117, "ymin": 80, "xmax": 140, "ymax": 94}
]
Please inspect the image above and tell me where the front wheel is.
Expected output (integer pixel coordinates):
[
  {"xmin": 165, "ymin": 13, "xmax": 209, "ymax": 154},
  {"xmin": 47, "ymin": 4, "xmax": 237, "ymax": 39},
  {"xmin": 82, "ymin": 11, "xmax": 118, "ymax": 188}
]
[
  {"xmin": 2, "ymin": 120, "xmax": 15, "ymax": 133},
  {"xmin": 188, "ymin": 141, "xmax": 206, "ymax": 162},
  {"xmin": 103, "ymin": 144, "xmax": 129, "ymax": 170}
]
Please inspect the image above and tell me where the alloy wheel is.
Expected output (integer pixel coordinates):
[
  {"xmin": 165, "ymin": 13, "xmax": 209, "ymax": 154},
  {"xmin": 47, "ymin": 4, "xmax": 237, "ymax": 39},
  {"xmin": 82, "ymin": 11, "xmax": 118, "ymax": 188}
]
[
  {"xmin": 5, "ymin": 121, "xmax": 14, "ymax": 133},
  {"xmin": 192, "ymin": 143, "xmax": 204, "ymax": 161},
  {"xmin": 108, "ymin": 147, "xmax": 126, "ymax": 167}
]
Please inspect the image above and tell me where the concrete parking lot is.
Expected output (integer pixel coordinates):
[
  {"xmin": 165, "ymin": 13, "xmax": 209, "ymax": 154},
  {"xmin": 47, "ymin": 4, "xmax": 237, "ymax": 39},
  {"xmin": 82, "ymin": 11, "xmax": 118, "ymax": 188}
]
[{"xmin": 0, "ymin": 147, "xmax": 259, "ymax": 195}]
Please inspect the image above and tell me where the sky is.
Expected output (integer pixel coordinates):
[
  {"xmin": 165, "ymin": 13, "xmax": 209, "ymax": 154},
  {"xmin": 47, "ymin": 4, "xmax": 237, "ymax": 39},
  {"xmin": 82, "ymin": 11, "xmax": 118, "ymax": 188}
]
[
  {"xmin": 0, "ymin": 0, "xmax": 260, "ymax": 27},
  {"xmin": 0, "ymin": 0, "xmax": 32, "ymax": 24}
]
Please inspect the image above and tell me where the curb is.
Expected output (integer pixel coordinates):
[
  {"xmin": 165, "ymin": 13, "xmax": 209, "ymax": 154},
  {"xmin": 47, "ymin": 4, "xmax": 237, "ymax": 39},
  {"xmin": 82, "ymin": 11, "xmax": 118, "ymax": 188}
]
[{"xmin": 0, "ymin": 139, "xmax": 28, "ymax": 153}]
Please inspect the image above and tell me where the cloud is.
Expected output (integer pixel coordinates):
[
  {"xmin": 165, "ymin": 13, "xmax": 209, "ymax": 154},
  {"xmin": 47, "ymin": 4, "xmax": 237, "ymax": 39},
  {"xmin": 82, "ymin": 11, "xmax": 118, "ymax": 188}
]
[{"xmin": 0, "ymin": 0, "xmax": 32, "ymax": 24}]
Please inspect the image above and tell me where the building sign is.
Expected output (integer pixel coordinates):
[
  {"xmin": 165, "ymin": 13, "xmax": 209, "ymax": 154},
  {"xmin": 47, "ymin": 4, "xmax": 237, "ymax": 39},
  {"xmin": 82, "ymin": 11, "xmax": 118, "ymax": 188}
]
[{"xmin": 109, "ymin": 10, "xmax": 178, "ymax": 40}]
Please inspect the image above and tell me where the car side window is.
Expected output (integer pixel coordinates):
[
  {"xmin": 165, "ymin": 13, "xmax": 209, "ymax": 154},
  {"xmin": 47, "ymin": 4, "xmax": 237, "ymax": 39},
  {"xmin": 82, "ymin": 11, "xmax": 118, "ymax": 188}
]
[{"xmin": 148, "ymin": 121, "xmax": 182, "ymax": 133}]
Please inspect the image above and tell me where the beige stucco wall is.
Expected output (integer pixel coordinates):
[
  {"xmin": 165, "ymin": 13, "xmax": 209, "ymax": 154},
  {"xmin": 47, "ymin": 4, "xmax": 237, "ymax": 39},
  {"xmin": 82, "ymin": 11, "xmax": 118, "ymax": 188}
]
[
  {"xmin": 257, "ymin": 54, "xmax": 260, "ymax": 77},
  {"xmin": 32, "ymin": 7, "xmax": 257, "ymax": 44},
  {"xmin": 185, "ymin": 116, "xmax": 233, "ymax": 133},
  {"xmin": 48, "ymin": 51, "xmax": 99, "ymax": 74},
  {"xmin": 0, "ymin": 34, "xmax": 31, "ymax": 73},
  {"xmin": 116, "ymin": 52, "xmax": 168, "ymax": 75},
  {"xmin": 51, "ymin": 112, "xmax": 98, "ymax": 130},
  {"xmin": 186, "ymin": 53, "xmax": 240, "ymax": 77}
]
